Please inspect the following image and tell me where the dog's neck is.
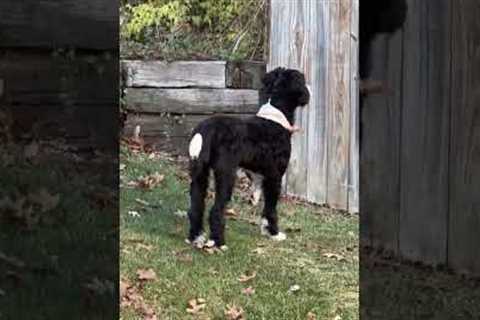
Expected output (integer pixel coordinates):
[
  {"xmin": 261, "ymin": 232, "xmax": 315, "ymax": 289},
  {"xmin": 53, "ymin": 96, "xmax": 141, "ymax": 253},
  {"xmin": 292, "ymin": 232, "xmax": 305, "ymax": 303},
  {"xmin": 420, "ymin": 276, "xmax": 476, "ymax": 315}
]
[{"xmin": 256, "ymin": 99, "xmax": 296, "ymax": 132}]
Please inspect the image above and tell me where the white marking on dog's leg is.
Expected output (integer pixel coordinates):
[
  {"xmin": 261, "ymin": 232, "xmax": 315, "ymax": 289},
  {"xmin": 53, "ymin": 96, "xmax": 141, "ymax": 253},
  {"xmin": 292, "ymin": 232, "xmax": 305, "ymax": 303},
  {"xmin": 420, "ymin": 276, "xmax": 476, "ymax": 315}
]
[
  {"xmin": 250, "ymin": 174, "xmax": 263, "ymax": 206},
  {"xmin": 270, "ymin": 232, "xmax": 287, "ymax": 241},
  {"xmin": 188, "ymin": 133, "xmax": 203, "ymax": 160},
  {"xmin": 186, "ymin": 233, "xmax": 206, "ymax": 248},
  {"xmin": 260, "ymin": 218, "xmax": 269, "ymax": 235},
  {"xmin": 205, "ymin": 239, "xmax": 215, "ymax": 248}
]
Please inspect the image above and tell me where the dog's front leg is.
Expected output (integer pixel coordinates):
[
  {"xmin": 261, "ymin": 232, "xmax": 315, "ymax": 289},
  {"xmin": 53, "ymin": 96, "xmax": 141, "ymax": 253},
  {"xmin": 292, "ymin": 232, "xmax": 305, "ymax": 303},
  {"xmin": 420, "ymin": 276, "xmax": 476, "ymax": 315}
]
[{"xmin": 261, "ymin": 177, "xmax": 286, "ymax": 241}]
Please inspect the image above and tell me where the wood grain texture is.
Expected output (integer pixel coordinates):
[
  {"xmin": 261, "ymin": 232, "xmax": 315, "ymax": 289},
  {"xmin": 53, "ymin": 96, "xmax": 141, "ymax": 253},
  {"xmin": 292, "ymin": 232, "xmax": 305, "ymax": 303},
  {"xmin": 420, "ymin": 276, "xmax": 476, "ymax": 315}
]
[
  {"xmin": 124, "ymin": 88, "xmax": 259, "ymax": 114},
  {"xmin": 305, "ymin": 1, "xmax": 329, "ymax": 205},
  {"xmin": 0, "ymin": 1, "xmax": 117, "ymax": 49},
  {"xmin": 360, "ymin": 32, "xmax": 403, "ymax": 253},
  {"xmin": 123, "ymin": 60, "xmax": 226, "ymax": 88},
  {"xmin": 348, "ymin": 0, "xmax": 360, "ymax": 213},
  {"xmin": 399, "ymin": 0, "xmax": 451, "ymax": 264},
  {"xmin": 0, "ymin": 51, "xmax": 117, "ymax": 106},
  {"xmin": 226, "ymin": 61, "xmax": 266, "ymax": 90},
  {"xmin": 326, "ymin": 0, "xmax": 351, "ymax": 210},
  {"xmin": 269, "ymin": 0, "xmax": 357, "ymax": 211},
  {"xmin": 448, "ymin": 0, "xmax": 480, "ymax": 275}
]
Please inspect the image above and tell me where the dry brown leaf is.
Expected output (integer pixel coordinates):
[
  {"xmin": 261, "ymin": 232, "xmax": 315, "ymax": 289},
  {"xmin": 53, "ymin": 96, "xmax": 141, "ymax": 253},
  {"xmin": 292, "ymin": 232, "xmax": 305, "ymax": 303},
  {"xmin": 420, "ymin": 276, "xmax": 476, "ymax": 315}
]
[
  {"xmin": 24, "ymin": 142, "xmax": 39, "ymax": 159},
  {"xmin": 252, "ymin": 247, "xmax": 265, "ymax": 255},
  {"xmin": 225, "ymin": 305, "xmax": 244, "ymax": 320},
  {"xmin": 224, "ymin": 208, "xmax": 239, "ymax": 219},
  {"xmin": 138, "ymin": 172, "xmax": 165, "ymax": 190},
  {"xmin": 28, "ymin": 188, "xmax": 60, "ymax": 213},
  {"xmin": 136, "ymin": 268, "xmax": 157, "ymax": 281},
  {"xmin": 186, "ymin": 298, "xmax": 206, "ymax": 314},
  {"xmin": 322, "ymin": 253, "xmax": 346, "ymax": 262},
  {"xmin": 136, "ymin": 243, "xmax": 154, "ymax": 252},
  {"xmin": 0, "ymin": 251, "xmax": 25, "ymax": 268},
  {"xmin": 307, "ymin": 311, "xmax": 317, "ymax": 320},
  {"xmin": 242, "ymin": 286, "xmax": 255, "ymax": 296},
  {"xmin": 238, "ymin": 271, "xmax": 257, "ymax": 283}
]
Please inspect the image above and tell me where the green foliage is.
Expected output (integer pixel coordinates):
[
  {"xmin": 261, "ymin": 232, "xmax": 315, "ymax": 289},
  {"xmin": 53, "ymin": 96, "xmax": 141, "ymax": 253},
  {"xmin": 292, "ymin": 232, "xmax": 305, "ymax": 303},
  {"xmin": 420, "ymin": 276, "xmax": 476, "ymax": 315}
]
[{"xmin": 120, "ymin": 0, "xmax": 266, "ymax": 61}]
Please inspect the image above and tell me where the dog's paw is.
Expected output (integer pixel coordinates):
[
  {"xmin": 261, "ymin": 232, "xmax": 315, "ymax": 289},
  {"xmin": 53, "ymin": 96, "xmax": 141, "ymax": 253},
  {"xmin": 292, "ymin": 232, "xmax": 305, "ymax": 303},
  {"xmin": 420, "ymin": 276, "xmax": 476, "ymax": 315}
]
[
  {"xmin": 270, "ymin": 232, "xmax": 287, "ymax": 241},
  {"xmin": 260, "ymin": 218, "xmax": 270, "ymax": 235},
  {"xmin": 186, "ymin": 233, "xmax": 206, "ymax": 248}
]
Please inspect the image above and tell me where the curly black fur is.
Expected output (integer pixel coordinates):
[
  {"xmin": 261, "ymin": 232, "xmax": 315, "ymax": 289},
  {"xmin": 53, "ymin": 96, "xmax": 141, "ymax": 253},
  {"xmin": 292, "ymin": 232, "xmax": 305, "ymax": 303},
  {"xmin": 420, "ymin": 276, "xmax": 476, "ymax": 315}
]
[{"xmin": 187, "ymin": 68, "xmax": 310, "ymax": 247}]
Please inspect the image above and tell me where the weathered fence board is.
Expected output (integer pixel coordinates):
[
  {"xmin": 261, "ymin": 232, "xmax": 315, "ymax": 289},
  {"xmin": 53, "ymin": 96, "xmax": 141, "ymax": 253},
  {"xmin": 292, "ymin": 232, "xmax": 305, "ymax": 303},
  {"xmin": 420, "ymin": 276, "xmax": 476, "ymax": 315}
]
[
  {"xmin": 361, "ymin": 31, "xmax": 403, "ymax": 252},
  {"xmin": 269, "ymin": 0, "xmax": 358, "ymax": 212},
  {"xmin": 448, "ymin": 0, "xmax": 480, "ymax": 274},
  {"xmin": 348, "ymin": 0, "xmax": 360, "ymax": 213},
  {"xmin": 124, "ymin": 88, "xmax": 259, "ymax": 114},
  {"xmin": 398, "ymin": 0, "xmax": 451, "ymax": 264},
  {"xmin": 123, "ymin": 61, "xmax": 227, "ymax": 88},
  {"xmin": 326, "ymin": 0, "xmax": 352, "ymax": 210},
  {"xmin": 0, "ymin": 1, "xmax": 116, "ymax": 49}
]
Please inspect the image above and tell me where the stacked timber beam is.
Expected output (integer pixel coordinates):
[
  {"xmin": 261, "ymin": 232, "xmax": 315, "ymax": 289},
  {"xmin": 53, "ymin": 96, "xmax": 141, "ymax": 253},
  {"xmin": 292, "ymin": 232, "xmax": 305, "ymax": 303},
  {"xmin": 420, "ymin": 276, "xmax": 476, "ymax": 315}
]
[{"xmin": 121, "ymin": 60, "xmax": 266, "ymax": 155}]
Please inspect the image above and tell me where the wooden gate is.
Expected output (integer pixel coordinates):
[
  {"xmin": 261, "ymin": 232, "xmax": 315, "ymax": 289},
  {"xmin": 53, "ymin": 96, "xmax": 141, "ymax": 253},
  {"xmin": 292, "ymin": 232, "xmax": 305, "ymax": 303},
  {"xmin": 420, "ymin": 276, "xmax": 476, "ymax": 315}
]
[{"xmin": 269, "ymin": 0, "xmax": 359, "ymax": 212}]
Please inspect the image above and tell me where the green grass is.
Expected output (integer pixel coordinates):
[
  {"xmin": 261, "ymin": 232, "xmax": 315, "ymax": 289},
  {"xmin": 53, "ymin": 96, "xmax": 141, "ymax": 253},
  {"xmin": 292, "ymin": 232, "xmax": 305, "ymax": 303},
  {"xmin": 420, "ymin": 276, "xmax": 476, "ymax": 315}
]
[
  {"xmin": 120, "ymin": 147, "xmax": 359, "ymax": 320},
  {"xmin": 0, "ymin": 146, "xmax": 117, "ymax": 319}
]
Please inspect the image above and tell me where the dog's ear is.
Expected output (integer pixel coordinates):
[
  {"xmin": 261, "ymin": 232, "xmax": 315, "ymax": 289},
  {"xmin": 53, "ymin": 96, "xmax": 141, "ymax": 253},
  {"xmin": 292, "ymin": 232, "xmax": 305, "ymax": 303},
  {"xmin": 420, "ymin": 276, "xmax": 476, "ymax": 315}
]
[{"xmin": 262, "ymin": 67, "xmax": 285, "ymax": 93}]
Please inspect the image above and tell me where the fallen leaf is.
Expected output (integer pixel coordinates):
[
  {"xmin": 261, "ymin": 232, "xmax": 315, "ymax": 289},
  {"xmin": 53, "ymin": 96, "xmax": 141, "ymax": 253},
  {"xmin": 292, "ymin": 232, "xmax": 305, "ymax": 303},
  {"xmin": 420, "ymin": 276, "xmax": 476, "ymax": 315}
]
[
  {"xmin": 0, "ymin": 251, "xmax": 25, "ymax": 268},
  {"xmin": 136, "ymin": 243, "xmax": 154, "ymax": 251},
  {"xmin": 186, "ymin": 298, "xmax": 206, "ymax": 314},
  {"xmin": 24, "ymin": 142, "xmax": 39, "ymax": 159},
  {"xmin": 252, "ymin": 247, "xmax": 265, "ymax": 255},
  {"xmin": 136, "ymin": 268, "xmax": 157, "ymax": 281},
  {"xmin": 28, "ymin": 188, "xmax": 60, "ymax": 213},
  {"xmin": 224, "ymin": 208, "xmax": 239, "ymax": 219},
  {"xmin": 289, "ymin": 284, "xmax": 301, "ymax": 292},
  {"xmin": 138, "ymin": 172, "xmax": 165, "ymax": 190},
  {"xmin": 173, "ymin": 210, "xmax": 188, "ymax": 218},
  {"xmin": 307, "ymin": 311, "xmax": 317, "ymax": 320},
  {"xmin": 120, "ymin": 279, "xmax": 129, "ymax": 297},
  {"xmin": 135, "ymin": 198, "xmax": 150, "ymax": 206},
  {"xmin": 242, "ymin": 286, "xmax": 255, "ymax": 296},
  {"xmin": 128, "ymin": 210, "xmax": 140, "ymax": 217},
  {"xmin": 225, "ymin": 305, "xmax": 244, "ymax": 320},
  {"xmin": 322, "ymin": 253, "xmax": 346, "ymax": 262},
  {"xmin": 238, "ymin": 271, "xmax": 257, "ymax": 283}
]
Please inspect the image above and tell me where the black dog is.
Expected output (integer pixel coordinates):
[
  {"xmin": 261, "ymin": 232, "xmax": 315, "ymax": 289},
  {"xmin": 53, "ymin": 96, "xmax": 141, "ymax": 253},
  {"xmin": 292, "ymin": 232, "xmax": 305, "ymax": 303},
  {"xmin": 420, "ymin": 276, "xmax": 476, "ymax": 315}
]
[{"xmin": 186, "ymin": 67, "xmax": 310, "ymax": 249}]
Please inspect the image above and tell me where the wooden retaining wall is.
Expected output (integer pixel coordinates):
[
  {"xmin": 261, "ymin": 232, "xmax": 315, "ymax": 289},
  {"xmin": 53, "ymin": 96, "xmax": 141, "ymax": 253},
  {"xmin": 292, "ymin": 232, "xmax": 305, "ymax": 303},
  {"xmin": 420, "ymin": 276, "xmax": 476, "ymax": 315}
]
[{"xmin": 121, "ymin": 60, "xmax": 265, "ymax": 153}]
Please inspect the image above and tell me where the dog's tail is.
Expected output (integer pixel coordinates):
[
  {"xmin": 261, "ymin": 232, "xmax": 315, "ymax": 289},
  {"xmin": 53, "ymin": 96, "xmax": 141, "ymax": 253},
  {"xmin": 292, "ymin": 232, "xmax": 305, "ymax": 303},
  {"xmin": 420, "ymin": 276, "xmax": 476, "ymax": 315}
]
[{"xmin": 188, "ymin": 123, "xmax": 213, "ymax": 179}]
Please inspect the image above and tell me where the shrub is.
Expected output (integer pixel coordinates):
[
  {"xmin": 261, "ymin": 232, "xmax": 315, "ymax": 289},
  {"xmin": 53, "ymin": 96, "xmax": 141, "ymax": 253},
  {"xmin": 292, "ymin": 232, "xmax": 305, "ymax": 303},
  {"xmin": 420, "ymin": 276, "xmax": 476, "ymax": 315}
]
[{"xmin": 120, "ymin": 0, "xmax": 267, "ymax": 61}]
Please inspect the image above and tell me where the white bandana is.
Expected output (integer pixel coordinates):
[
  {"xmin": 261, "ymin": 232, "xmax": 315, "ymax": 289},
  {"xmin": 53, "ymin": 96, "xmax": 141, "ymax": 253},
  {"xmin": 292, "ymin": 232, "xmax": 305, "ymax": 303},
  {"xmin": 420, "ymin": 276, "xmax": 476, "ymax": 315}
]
[{"xmin": 256, "ymin": 99, "xmax": 296, "ymax": 132}]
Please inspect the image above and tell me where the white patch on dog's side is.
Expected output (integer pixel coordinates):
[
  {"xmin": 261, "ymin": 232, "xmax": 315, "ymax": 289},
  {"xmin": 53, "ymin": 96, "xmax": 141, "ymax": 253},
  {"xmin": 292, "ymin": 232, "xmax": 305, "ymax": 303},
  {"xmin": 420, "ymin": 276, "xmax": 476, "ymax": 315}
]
[
  {"xmin": 189, "ymin": 133, "xmax": 203, "ymax": 160},
  {"xmin": 260, "ymin": 218, "xmax": 269, "ymax": 235},
  {"xmin": 270, "ymin": 232, "xmax": 287, "ymax": 241}
]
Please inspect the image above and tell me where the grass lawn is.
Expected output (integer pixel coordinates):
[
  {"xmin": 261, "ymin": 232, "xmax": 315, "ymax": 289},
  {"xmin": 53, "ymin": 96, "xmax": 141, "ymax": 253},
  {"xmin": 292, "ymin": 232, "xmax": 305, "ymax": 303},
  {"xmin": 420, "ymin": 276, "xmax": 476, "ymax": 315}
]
[
  {"xmin": 120, "ymin": 146, "xmax": 359, "ymax": 320},
  {"xmin": 0, "ymin": 142, "xmax": 117, "ymax": 319}
]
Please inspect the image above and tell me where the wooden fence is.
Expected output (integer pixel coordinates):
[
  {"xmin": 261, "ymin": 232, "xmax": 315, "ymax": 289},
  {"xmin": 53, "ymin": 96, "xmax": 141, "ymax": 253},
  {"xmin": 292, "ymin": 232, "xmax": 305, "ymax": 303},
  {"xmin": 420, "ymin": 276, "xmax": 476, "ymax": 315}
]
[
  {"xmin": 269, "ymin": 0, "xmax": 359, "ymax": 212},
  {"xmin": 362, "ymin": 0, "xmax": 480, "ymax": 274},
  {"xmin": 121, "ymin": 60, "xmax": 265, "ymax": 153}
]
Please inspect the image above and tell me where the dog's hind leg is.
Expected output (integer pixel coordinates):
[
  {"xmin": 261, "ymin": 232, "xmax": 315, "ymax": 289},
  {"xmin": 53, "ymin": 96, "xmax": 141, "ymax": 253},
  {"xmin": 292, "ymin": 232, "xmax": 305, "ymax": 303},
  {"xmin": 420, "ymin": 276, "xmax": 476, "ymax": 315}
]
[
  {"xmin": 187, "ymin": 167, "xmax": 209, "ymax": 247},
  {"xmin": 207, "ymin": 167, "xmax": 235, "ymax": 248},
  {"xmin": 261, "ymin": 177, "xmax": 286, "ymax": 241}
]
